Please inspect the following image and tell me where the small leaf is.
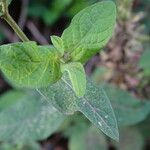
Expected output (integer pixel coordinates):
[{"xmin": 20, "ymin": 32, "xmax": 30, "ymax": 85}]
[
  {"xmin": 38, "ymin": 74, "xmax": 119, "ymax": 141},
  {"xmin": 51, "ymin": 35, "xmax": 64, "ymax": 56},
  {"xmin": 0, "ymin": 90, "xmax": 65, "ymax": 143},
  {"xmin": 61, "ymin": 1, "xmax": 116, "ymax": 63},
  {"xmin": 0, "ymin": 42, "xmax": 62, "ymax": 88},
  {"xmin": 61, "ymin": 62, "xmax": 86, "ymax": 97}
]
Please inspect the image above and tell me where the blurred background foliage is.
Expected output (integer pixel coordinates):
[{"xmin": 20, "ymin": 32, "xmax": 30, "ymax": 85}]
[{"xmin": 0, "ymin": 0, "xmax": 150, "ymax": 150}]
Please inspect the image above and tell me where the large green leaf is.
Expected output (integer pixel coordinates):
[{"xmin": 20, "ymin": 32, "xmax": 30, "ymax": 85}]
[
  {"xmin": 103, "ymin": 83, "xmax": 150, "ymax": 126},
  {"xmin": 0, "ymin": 90, "xmax": 65, "ymax": 143},
  {"xmin": 0, "ymin": 42, "xmax": 61, "ymax": 88},
  {"xmin": 61, "ymin": 62, "xmax": 86, "ymax": 97},
  {"xmin": 38, "ymin": 74, "xmax": 119, "ymax": 141},
  {"xmin": 61, "ymin": 1, "xmax": 116, "ymax": 63},
  {"xmin": 113, "ymin": 127, "xmax": 144, "ymax": 150},
  {"xmin": 68, "ymin": 124, "xmax": 107, "ymax": 150}
]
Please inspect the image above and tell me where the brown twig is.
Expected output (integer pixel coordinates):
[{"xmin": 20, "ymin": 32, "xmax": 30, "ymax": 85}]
[
  {"xmin": 26, "ymin": 21, "xmax": 49, "ymax": 45},
  {"xmin": 0, "ymin": 22, "xmax": 14, "ymax": 42}
]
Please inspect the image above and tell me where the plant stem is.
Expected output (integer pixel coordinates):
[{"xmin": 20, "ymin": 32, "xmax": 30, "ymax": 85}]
[
  {"xmin": 3, "ymin": 13, "xmax": 29, "ymax": 42},
  {"xmin": 0, "ymin": 0, "xmax": 29, "ymax": 42}
]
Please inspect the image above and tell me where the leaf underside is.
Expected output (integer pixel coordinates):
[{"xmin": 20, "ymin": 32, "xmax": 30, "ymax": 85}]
[{"xmin": 38, "ymin": 73, "xmax": 119, "ymax": 141}]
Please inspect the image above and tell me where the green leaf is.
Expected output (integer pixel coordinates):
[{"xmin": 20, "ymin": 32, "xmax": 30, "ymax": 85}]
[
  {"xmin": 0, "ymin": 42, "xmax": 62, "ymax": 88},
  {"xmin": 0, "ymin": 142, "xmax": 41, "ymax": 150},
  {"xmin": 0, "ymin": 90, "xmax": 65, "ymax": 143},
  {"xmin": 43, "ymin": 0, "xmax": 72, "ymax": 25},
  {"xmin": 38, "ymin": 74, "xmax": 119, "ymax": 141},
  {"xmin": 67, "ymin": 0, "xmax": 96, "ymax": 17},
  {"xmin": 7, "ymin": 0, "xmax": 11, "ymax": 5},
  {"xmin": 51, "ymin": 35, "xmax": 64, "ymax": 56},
  {"xmin": 69, "ymin": 124, "xmax": 107, "ymax": 150},
  {"xmin": 102, "ymin": 83, "xmax": 150, "ymax": 126},
  {"xmin": 61, "ymin": 62, "xmax": 86, "ymax": 97},
  {"xmin": 137, "ymin": 115, "xmax": 150, "ymax": 138},
  {"xmin": 28, "ymin": 0, "xmax": 72, "ymax": 26},
  {"xmin": 69, "ymin": 125, "xmax": 89, "ymax": 150},
  {"xmin": 113, "ymin": 127, "xmax": 144, "ymax": 150},
  {"xmin": 139, "ymin": 48, "xmax": 150, "ymax": 76},
  {"xmin": 61, "ymin": 1, "xmax": 116, "ymax": 63}
]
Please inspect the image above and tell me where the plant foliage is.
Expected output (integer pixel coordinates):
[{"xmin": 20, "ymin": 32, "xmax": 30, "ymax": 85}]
[{"xmin": 0, "ymin": 0, "xmax": 120, "ymax": 143}]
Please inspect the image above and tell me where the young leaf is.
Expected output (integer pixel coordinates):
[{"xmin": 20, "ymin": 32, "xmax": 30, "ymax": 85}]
[
  {"xmin": 0, "ymin": 42, "xmax": 62, "ymax": 88},
  {"xmin": 0, "ymin": 90, "xmax": 65, "ymax": 142},
  {"xmin": 51, "ymin": 35, "xmax": 64, "ymax": 56},
  {"xmin": 61, "ymin": 62, "xmax": 86, "ymax": 97},
  {"xmin": 38, "ymin": 74, "xmax": 119, "ymax": 141},
  {"xmin": 61, "ymin": 1, "xmax": 116, "ymax": 63}
]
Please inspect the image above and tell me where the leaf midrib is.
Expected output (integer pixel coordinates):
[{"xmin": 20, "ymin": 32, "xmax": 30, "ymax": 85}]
[{"xmin": 61, "ymin": 78, "xmax": 118, "ymax": 138}]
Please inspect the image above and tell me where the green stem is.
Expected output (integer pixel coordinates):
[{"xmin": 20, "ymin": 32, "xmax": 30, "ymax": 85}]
[
  {"xmin": 3, "ymin": 13, "xmax": 29, "ymax": 42},
  {"xmin": 0, "ymin": 0, "xmax": 29, "ymax": 42}
]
